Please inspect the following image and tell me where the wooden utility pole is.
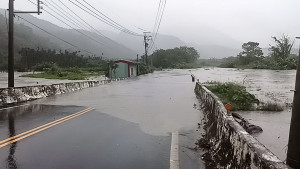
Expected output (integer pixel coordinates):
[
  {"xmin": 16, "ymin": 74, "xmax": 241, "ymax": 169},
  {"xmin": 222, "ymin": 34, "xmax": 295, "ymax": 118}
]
[
  {"xmin": 8, "ymin": 0, "xmax": 14, "ymax": 87},
  {"xmin": 143, "ymin": 32, "xmax": 151, "ymax": 65},
  {"xmin": 287, "ymin": 37, "xmax": 300, "ymax": 168},
  {"xmin": 8, "ymin": 0, "xmax": 42, "ymax": 87}
]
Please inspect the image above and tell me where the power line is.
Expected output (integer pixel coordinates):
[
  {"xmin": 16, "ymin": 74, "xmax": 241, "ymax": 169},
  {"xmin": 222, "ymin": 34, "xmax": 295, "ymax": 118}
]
[
  {"xmin": 150, "ymin": 0, "xmax": 167, "ymax": 50},
  {"xmin": 56, "ymin": 0, "xmax": 122, "ymax": 45},
  {"xmin": 27, "ymin": 0, "xmax": 107, "ymax": 47},
  {"xmin": 82, "ymin": 0, "xmax": 141, "ymax": 36},
  {"xmin": 152, "ymin": 0, "xmax": 162, "ymax": 38},
  {"xmin": 71, "ymin": 0, "xmax": 138, "ymax": 36},
  {"xmin": 57, "ymin": 0, "xmax": 106, "ymax": 38},
  {"xmin": 69, "ymin": 0, "xmax": 142, "ymax": 37},
  {"xmin": 45, "ymin": 0, "xmax": 89, "ymax": 30},
  {"xmin": 15, "ymin": 14, "xmax": 98, "ymax": 56}
]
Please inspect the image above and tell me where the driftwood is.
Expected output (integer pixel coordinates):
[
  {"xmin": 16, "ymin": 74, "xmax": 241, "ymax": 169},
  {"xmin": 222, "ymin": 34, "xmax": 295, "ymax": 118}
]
[{"xmin": 232, "ymin": 112, "xmax": 263, "ymax": 134}]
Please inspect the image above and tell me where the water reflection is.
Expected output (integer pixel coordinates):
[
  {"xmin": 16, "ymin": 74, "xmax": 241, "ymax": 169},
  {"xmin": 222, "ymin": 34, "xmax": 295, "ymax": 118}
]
[{"xmin": 7, "ymin": 113, "xmax": 17, "ymax": 169}]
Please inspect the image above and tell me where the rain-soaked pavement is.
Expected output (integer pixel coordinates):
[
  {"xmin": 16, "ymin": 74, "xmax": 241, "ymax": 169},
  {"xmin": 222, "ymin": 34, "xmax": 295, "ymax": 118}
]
[{"xmin": 0, "ymin": 70, "xmax": 205, "ymax": 169}]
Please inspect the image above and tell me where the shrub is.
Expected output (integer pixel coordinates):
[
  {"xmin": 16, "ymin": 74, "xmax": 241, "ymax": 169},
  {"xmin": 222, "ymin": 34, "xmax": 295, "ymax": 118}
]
[
  {"xmin": 258, "ymin": 102, "xmax": 284, "ymax": 111},
  {"xmin": 205, "ymin": 81, "xmax": 259, "ymax": 111}
]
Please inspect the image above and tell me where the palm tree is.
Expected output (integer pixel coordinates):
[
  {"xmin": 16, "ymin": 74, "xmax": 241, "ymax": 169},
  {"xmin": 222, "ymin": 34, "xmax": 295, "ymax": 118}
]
[{"xmin": 269, "ymin": 34, "xmax": 294, "ymax": 60}]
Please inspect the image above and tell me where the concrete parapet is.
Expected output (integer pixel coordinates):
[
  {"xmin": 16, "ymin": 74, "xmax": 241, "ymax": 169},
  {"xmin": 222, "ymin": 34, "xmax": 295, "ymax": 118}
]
[
  {"xmin": 195, "ymin": 82, "xmax": 290, "ymax": 169},
  {"xmin": 0, "ymin": 80, "xmax": 107, "ymax": 106}
]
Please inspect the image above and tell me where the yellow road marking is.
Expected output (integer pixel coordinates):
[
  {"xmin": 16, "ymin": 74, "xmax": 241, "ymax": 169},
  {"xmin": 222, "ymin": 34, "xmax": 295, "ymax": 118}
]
[
  {"xmin": 0, "ymin": 107, "xmax": 93, "ymax": 145},
  {"xmin": 0, "ymin": 107, "xmax": 94, "ymax": 148}
]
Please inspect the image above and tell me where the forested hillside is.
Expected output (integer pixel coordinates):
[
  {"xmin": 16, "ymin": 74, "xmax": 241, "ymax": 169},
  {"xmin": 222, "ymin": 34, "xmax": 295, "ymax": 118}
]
[{"xmin": 0, "ymin": 9, "xmax": 138, "ymax": 70}]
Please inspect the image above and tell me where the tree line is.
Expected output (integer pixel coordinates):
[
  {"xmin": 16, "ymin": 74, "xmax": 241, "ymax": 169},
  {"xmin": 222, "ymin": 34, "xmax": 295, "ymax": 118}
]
[
  {"xmin": 218, "ymin": 34, "xmax": 298, "ymax": 70},
  {"xmin": 14, "ymin": 48, "xmax": 107, "ymax": 71},
  {"xmin": 150, "ymin": 46, "xmax": 200, "ymax": 69}
]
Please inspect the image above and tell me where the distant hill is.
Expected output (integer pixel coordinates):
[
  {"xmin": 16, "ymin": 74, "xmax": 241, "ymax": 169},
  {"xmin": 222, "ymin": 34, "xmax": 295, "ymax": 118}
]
[
  {"xmin": 102, "ymin": 31, "xmax": 187, "ymax": 54},
  {"xmin": 0, "ymin": 8, "xmax": 138, "ymax": 60},
  {"xmin": 103, "ymin": 30, "xmax": 245, "ymax": 59},
  {"xmin": 188, "ymin": 43, "xmax": 242, "ymax": 59}
]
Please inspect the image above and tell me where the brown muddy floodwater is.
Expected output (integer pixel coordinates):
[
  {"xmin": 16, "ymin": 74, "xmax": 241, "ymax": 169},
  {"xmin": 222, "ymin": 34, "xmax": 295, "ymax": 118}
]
[
  {"xmin": 0, "ymin": 69, "xmax": 294, "ymax": 161},
  {"xmin": 192, "ymin": 68, "xmax": 296, "ymax": 161}
]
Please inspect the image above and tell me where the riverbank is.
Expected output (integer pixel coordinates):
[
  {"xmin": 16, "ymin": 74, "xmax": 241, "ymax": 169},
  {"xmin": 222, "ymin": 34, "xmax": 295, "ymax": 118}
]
[{"xmin": 191, "ymin": 67, "xmax": 295, "ymax": 161}]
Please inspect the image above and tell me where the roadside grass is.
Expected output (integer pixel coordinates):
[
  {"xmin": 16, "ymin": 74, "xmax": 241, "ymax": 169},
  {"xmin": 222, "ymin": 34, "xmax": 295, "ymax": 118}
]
[
  {"xmin": 204, "ymin": 81, "xmax": 284, "ymax": 111},
  {"xmin": 258, "ymin": 102, "xmax": 284, "ymax": 111},
  {"xmin": 21, "ymin": 67, "xmax": 104, "ymax": 80}
]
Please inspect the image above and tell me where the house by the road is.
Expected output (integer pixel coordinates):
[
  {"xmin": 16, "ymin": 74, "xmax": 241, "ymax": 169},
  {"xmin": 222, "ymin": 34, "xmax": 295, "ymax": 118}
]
[{"xmin": 108, "ymin": 60, "xmax": 138, "ymax": 79}]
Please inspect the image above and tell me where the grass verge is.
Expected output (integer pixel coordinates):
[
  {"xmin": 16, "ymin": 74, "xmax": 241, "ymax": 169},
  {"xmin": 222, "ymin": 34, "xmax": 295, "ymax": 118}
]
[{"xmin": 21, "ymin": 68, "xmax": 104, "ymax": 80}]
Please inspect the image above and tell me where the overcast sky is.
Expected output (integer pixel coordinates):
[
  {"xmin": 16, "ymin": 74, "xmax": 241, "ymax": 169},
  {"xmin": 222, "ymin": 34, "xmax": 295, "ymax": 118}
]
[{"xmin": 1, "ymin": 0, "xmax": 300, "ymax": 48}]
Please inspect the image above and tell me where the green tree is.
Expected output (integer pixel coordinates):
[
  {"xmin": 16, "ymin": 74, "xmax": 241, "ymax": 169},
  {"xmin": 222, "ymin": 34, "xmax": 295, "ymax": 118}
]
[
  {"xmin": 151, "ymin": 46, "xmax": 200, "ymax": 68},
  {"xmin": 269, "ymin": 34, "xmax": 294, "ymax": 60},
  {"xmin": 237, "ymin": 42, "xmax": 263, "ymax": 65}
]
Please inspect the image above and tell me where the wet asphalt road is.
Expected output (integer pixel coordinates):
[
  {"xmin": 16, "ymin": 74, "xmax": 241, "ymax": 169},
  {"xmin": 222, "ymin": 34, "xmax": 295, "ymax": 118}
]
[
  {"xmin": 0, "ymin": 70, "xmax": 205, "ymax": 169},
  {"xmin": 0, "ymin": 105, "xmax": 171, "ymax": 169}
]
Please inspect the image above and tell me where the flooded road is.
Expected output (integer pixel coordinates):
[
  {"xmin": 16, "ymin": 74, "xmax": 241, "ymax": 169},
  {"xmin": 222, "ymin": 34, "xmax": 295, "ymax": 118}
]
[
  {"xmin": 192, "ymin": 68, "xmax": 295, "ymax": 161},
  {"xmin": 0, "ymin": 70, "xmax": 204, "ymax": 168},
  {"xmin": 0, "ymin": 68, "xmax": 292, "ymax": 165},
  {"xmin": 33, "ymin": 70, "xmax": 202, "ymax": 136}
]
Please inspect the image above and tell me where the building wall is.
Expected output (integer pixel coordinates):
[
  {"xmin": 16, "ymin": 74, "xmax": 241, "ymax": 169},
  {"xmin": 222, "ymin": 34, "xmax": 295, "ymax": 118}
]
[
  {"xmin": 194, "ymin": 83, "xmax": 289, "ymax": 169},
  {"xmin": 129, "ymin": 65, "xmax": 137, "ymax": 77},
  {"xmin": 111, "ymin": 62, "xmax": 129, "ymax": 79}
]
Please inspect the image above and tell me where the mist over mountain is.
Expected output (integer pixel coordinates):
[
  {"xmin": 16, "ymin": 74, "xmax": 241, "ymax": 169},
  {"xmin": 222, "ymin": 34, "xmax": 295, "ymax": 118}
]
[
  {"xmin": 102, "ymin": 31, "xmax": 186, "ymax": 54},
  {"xmin": 0, "ymin": 8, "xmax": 277, "ymax": 61},
  {"xmin": 0, "ymin": 8, "xmax": 138, "ymax": 60},
  {"xmin": 187, "ymin": 43, "xmax": 241, "ymax": 59}
]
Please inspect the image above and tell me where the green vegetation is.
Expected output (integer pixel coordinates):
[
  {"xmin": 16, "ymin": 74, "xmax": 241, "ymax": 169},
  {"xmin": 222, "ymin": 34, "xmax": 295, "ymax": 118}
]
[
  {"xmin": 16, "ymin": 48, "xmax": 107, "ymax": 72},
  {"xmin": 150, "ymin": 46, "xmax": 200, "ymax": 69},
  {"xmin": 204, "ymin": 81, "xmax": 259, "ymax": 111},
  {"xmin": 258, "ymin": 102, "xmax": 284, "ymax": 111},
  {"xmin": 138, "ymin": 63, "xmax": 155, "ymax": 75},
  {"xmin": 17, "ymin": 48, "xmax": 108, "ymax": 80},
  {"xmin": 204, "ymin": 81, "xmax": 286, "ymax": 111},
  {"xmin": 200, "ymin": 35, "xmax": 298, "ymax": 70},
  {"xmin": 21, "ymin": 64, "xmax": 104, "ymax": 80}
]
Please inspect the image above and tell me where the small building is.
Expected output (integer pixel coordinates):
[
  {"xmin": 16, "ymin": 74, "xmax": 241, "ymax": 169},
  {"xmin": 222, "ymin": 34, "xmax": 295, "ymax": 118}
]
[{"xmin": 108, "ymin": 60, "xmax": 138, "ymax": 79}]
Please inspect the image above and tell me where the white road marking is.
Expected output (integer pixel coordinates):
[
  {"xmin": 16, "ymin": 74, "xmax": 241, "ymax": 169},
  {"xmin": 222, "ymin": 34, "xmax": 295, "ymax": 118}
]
[
  {"xmin": 170, "ymin": 131, "xmax": 179, "ymax": 169},
  {"xmin": 0, "ymin": 104, "xmax": 30, "ymax": 111}
]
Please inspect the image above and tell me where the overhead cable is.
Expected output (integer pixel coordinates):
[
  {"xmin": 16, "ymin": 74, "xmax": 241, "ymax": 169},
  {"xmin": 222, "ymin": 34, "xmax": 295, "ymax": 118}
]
[{"xmin": 15, "ymin": 14, "xmax": 99, "ymax": 56}]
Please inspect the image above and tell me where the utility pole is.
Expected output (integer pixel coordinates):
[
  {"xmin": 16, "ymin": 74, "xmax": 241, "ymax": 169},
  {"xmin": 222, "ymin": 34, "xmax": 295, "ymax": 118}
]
[
  {"xmin": 8, "ymin": 0, "xmax": 42, "ymax": 87},
  {"xmin": 136, "ymin": 54, "xmax": 139, "ymax": 75},
  {"xmin": 8, "ymin": 0, "xmax": 14, "ymax": 87},
  {"xmin": 287, "ymin": 37, "xmax": 300, "ymax": 168},
  {"xmin": 143, "ymin": 32, "xmax": 151, "ymax": 65}
]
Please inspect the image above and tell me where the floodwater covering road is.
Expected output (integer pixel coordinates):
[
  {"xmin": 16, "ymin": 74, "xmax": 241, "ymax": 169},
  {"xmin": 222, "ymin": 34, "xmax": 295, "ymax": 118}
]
[
  {"xmin": 0, "ymin": 70, "xmax": 205, "ymax": 169},
  {"xmin": 0, "ymin": 68, "xmax": 293, "ymax": 167},
  {"xmin": 193, "ymin": 68, "xmax": 295, "ymax": 161}
]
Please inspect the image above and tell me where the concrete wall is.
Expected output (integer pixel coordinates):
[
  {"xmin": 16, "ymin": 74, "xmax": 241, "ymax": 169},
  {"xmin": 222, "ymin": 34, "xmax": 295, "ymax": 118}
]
[
  {"xmin": 110, "ymin": 62, "xmax": 128, "ymax": 79},
  {"xmin": 0, "ymin": 81, "xmax": 106, "ymax": 107},
  {"xmin": 194, "ymin": 82, "xmax": 290, "ymax": 169}
]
